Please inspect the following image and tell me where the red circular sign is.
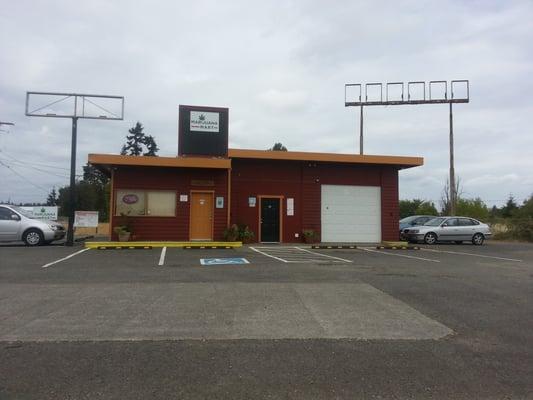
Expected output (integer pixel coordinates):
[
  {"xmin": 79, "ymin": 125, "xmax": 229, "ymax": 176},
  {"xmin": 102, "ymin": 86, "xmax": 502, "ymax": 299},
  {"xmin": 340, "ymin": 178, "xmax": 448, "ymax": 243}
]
[{"xmin": 122, "ymin": 194, "xmax": 139, "ymax": 204}]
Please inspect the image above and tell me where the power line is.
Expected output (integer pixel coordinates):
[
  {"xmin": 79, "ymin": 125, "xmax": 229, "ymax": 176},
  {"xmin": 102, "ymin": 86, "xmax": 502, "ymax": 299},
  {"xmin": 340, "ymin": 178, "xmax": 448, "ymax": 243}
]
[
  {"xmin": 0, "ymin": 160, "xmax": 51, "ymax": 193},
  {"xmin": 0, "ymin": 158, "xmax": 82, "ymax": 179}
]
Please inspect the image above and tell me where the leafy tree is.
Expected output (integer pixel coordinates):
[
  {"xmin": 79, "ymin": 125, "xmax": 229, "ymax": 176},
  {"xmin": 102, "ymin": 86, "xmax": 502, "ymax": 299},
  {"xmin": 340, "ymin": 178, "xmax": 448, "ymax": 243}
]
[
  {"xmin": 83, "ymin": 163, "xmax": 109, "ymax": 186},
  {"xmin": 455, "ymin": 197, "xmax": 489, "ymax": 221},
  {"xmin": 55, "ymin": 163, "xmax": 111, "ymax": 222},
  {"xmin": 46, "ymin": 188, "xmax": 58, "ymax": 206},
  {"xmin": 120, "ymin": 122, "xmax": 159, "ymax": 156},
  {"xmin": 270, "ymin": 142, "xmax": 287, "ymax": 151},
  {"xmin": 399, "ymin": 199, "xmax": 438, "ymax": 219}
]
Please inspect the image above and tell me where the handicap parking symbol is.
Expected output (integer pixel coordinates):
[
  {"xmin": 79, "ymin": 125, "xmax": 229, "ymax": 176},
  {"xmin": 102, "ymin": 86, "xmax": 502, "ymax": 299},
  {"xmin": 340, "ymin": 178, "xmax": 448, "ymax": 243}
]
[{"xmin": 200, "ymin": 257, "xmax": 250, "ymax": 266}]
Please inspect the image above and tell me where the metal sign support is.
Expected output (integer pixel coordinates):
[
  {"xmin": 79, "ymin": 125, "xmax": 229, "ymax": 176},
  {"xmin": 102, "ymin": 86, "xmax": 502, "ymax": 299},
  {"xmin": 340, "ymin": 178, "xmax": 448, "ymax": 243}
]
[
  {"xmin": 345, "ymin": 80, "xmax": 469, "ymax": 215},
  {"xmin": 359, "ymin": 105, "xmax": 364, "ymax": 155},
  {"xmin": 25, "ymin": 92, "xmax": 124, "ymax": 246}
]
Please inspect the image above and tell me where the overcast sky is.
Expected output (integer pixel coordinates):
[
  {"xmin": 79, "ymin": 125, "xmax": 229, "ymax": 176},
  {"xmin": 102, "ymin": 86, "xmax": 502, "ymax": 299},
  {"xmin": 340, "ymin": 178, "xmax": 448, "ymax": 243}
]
[{"xmin": 1, "ymin": 0, "xmax": 532, "ymax": 208}]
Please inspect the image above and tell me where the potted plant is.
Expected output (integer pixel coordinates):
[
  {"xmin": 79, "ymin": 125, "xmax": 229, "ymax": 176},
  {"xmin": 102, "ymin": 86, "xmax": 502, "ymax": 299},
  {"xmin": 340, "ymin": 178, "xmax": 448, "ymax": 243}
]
[
  {"xmin": 238, "ymin": 224, "xmax": 255, "ymax": 244},
  {"xmin": 223, "ymin": 224, "xmax": 240, "ymax": 242},
  {"xmin": 113, "ymin": 225, "xmax": 131, "ymax": 242},
  {"xmin": 302, "ymin": 229, "xmax": 316, "ymax": 244}
]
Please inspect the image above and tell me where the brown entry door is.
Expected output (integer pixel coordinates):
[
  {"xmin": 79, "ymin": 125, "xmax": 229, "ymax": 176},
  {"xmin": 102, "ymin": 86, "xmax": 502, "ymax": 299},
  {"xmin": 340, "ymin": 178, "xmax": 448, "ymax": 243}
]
[{"xmin": 190, "ymin": 192, "xmax": 213, "ymax": 240}]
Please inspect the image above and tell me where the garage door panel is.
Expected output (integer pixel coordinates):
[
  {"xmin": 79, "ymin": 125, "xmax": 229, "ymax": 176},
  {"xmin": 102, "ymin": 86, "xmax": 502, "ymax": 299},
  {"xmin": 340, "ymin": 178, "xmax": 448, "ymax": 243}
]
[{"xmin": 321, "ymin": 185, "xmax": 381, "ymax": 243}]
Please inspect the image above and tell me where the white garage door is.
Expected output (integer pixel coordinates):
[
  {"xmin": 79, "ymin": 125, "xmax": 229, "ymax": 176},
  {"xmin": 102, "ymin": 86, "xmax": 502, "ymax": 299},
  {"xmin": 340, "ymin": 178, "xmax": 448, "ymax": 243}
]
[{"xmin": 321, "ymin": 185, "xmax": 381, "ymax": 243}]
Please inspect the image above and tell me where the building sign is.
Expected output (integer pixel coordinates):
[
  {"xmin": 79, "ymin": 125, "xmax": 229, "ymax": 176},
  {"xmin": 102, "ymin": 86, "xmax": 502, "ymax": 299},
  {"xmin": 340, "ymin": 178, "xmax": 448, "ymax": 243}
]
[
  {"xmin": 191, "ymin": 179, "xmax": 214, "ymax": 186},
  {"xmin": 21, "ymin": 206, "xmax": 58, "ymax": 220},
  {"xmin": 287, "ymin": 198, "xmax": 294, "ymax": 216},
  {"xmin": 74, "ymin": 211, "xmax": 99, "ymax": 227},
  {"xmin": 248, "ymin": 197, "xmax": 256, "ymax": 207},
  {"xmin": 190, "ymin": 111, "xmax": 219, "ymax": 133},
  {"xmin": 180, "ymin": 194, "xmax": 188, "ymax": 202},
  {"xmin": 178, "ymin": 105, "xmax": 229, "ymax": 157}
]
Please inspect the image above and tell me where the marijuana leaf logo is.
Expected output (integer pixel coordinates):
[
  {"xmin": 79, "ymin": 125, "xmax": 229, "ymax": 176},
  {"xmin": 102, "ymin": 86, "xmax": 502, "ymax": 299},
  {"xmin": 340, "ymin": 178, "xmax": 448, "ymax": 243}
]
[{"xmin": 199, "ymin": 114, "xmax": 206, "ymax": 121}]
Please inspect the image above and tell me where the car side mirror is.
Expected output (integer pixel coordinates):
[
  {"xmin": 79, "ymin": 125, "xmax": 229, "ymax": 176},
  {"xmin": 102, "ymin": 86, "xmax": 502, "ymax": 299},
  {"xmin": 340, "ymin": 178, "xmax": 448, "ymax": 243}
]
[{"xmin": 11, "ymin": 214, "xmax": 21, "ymax": 221}]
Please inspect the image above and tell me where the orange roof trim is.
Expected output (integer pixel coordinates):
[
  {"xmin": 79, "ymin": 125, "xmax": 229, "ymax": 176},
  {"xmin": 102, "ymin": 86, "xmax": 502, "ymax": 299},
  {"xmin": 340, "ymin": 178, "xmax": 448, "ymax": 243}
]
[
  {"xmin": 228, "ymin": 148, "xmax": 423, "ymax": 168},
  {"xmin": 88, "ymin": 154, "xmax": 231, "ymax": 169}
]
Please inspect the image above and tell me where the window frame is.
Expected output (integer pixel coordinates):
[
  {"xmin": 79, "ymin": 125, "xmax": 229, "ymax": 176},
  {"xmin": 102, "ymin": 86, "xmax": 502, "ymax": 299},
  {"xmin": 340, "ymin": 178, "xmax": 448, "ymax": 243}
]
[{"xmin": 115, "ymin": 189, "xmax": 177, "ymax": 217}]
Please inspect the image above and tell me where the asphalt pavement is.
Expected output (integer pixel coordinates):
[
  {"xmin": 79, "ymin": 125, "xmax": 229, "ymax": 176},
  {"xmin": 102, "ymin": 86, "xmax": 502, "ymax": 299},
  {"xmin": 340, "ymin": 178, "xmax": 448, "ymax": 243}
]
[{"xmin": 0, "ymin": 241, "xmax": 532, "ymax": 399}]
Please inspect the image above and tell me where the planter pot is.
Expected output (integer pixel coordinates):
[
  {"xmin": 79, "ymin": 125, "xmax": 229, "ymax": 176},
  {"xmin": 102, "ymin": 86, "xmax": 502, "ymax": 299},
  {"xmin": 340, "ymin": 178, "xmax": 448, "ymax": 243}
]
[{"xmin": 117, "ymin": 232, "xmax": 131, "ymax": 242}]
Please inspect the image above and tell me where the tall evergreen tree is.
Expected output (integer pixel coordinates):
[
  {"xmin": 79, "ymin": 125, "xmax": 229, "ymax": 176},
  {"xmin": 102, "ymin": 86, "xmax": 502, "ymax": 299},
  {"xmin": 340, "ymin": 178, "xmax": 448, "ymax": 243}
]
[
  {"xmin": 120, "ymin": 122, "xmax": 158, "ymax": 156},
  {"xmin": 46, "ymin": 188, "xmax": 58, "ymax": 206}
]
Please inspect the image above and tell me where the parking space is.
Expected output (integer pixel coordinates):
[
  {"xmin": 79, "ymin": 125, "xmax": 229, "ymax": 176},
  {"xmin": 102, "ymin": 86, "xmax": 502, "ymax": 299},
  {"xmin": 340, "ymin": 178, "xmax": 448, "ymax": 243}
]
[{"xmin": 1, "ymin": 241, "xmax": 532, "ymax": 399}]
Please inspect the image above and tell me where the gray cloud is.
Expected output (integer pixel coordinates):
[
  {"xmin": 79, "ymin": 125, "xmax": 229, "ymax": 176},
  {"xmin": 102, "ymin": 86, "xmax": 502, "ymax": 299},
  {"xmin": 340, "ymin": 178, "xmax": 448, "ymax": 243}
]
[{"xmin": 1, "ymin": 0, "xmax": 532, "ymax": 207}]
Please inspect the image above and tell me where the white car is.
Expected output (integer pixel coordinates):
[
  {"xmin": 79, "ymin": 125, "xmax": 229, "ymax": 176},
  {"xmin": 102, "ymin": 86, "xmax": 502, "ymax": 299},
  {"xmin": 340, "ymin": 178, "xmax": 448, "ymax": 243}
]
[
  {"xmin": 402, "ymin": 216, "xmax": 492, "ymax": 245},
  {"xmin": 0, "ymin": 205, "xmax": 66, "ymax": 246}
]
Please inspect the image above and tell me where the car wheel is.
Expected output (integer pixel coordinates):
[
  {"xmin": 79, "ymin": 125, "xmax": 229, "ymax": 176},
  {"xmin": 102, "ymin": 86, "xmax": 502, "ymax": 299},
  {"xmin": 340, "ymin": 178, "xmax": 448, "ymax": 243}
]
[
  {"xmin": 424, "ymin": 232, "xmax": 438, "ymax": 245},
  {"xmin": 472, "ymin": 233, "xmax": 484, "ymax": 246},
  {"xmin": 23, "ymin": 229, "xmax": 44, "ymax": 246},
  {"xmin": 454, "ymin": 241, "xmax": 463, "ymax": 244}
]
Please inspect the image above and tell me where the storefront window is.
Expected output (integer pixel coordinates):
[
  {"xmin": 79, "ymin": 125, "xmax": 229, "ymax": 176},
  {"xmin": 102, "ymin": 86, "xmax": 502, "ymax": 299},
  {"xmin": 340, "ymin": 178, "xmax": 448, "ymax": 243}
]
[
  {"xmin": 115, "ymin": 190, "xmax": 176, "ymax": 217},
  {"xmin": 116, "ymin": 190, "xmax": 145, "ymax": 216},
  {"xmin": 147, "ymin": 191, "xmax": 176, "ymax": 216}
]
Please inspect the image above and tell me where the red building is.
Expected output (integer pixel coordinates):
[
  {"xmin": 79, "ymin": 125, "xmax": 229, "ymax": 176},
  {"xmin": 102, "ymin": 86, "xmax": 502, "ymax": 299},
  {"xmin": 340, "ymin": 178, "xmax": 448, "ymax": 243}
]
[{"xmin": 89, "ymin": 105, "xmax": 422, "ymax": 243}]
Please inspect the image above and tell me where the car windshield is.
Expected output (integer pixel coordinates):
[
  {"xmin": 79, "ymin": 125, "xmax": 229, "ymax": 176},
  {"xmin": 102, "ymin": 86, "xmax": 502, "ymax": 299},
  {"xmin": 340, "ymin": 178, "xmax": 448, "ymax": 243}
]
[
  {"xmin": 9, "ymin": 206, "xmax": 33, "ymax": 218},
  {"xmin": 400, "ymin": 216, "xmax": 418, "ymax": 224},
  {"xmin": 424, "ymin": 217, "xmax": 446, "ymax": 226}
]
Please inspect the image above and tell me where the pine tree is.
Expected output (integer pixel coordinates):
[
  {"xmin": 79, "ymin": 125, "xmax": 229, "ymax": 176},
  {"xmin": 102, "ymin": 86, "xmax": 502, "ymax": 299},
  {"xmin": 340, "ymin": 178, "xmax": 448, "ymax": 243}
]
[
  {"xmin": 143, "ymin": 135, "xmax": 159, "ymax": 156},
  {"xmin": 270, "ymin": 142, "xmax": 288, "ymax": 151},
  {"xmin": 121, "ymin": 122, "xmax": 147, "ymax": 156},
  {"xmin": 46, "ymin": 188, "xmax": 58, "ymax": 206}
]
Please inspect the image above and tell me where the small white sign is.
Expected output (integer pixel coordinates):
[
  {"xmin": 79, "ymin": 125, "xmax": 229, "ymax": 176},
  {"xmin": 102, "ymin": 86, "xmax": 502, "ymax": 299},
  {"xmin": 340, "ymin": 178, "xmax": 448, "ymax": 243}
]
[
  {"xmin": 74, "ymin": 211, "xmax": 99, "ymax": 227},
  {"xmin": 21, "ymin": 206, "xmax": 58, "ymax": 220},
  {"xmin": 190, "ymin": 111, "xmax": 219, "ymax": 133},
  {"xmin": 180, "ymin": 194, "xmax": 188, "ymax": 202},
  {"xmin": 287, "ymin": 198, "xmax": 294, "ymax": 216},
  {"xmin": 248, "ymin": 197, "xmax": 256, "ymax": 207},
  {"xmin": 216, "ymin": 196, "xmax": 224, "ymax": 208}
]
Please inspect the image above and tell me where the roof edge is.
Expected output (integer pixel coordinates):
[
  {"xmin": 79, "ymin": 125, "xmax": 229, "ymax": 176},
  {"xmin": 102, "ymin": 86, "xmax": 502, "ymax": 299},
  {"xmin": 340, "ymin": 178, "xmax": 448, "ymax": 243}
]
[{"xmin": 227, "ymin": 148, "xmax": 423, "ymax": 168}]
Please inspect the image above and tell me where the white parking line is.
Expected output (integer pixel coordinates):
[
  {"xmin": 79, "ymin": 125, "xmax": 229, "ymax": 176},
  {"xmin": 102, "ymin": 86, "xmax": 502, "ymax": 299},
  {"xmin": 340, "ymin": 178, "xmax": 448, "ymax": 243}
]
[
  {"xmin": 249, "ymin": 247, "xmax": 289, "ymax": 263},
  {"xmin": 294, "ymin": 247, "xmax": 353, "ymax": 263},
  {"xmin": 421, "ymin": 248, "xmax": 522, "ymax": 262},
  {"xmin": 158, "ymin": 246, "xmax": 167, "ymax": 266},
  {"xmin": 250, "ymin": 246, "xmax": 352, "ymax": 263},
  {"xmin": 361, "ymin": 248, "xmax": 441, "ymax": 263},
  {"xmin": 41, "ymin": 248, "xmax": 90, "ymax": 269}
]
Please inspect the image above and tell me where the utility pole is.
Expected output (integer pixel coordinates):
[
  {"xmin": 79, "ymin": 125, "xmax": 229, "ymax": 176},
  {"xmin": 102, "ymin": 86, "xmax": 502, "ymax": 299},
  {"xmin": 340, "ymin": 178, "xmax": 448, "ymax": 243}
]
[{"xmin": 449, "ymin": 102, "xmax": 456, "ymax": 215}]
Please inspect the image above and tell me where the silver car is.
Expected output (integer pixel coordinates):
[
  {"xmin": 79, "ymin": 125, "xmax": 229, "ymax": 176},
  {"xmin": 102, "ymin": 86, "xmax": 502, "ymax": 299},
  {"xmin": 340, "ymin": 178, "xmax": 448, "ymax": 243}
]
[
  {"xmin": 0, "ymin": 205, "xmax": 66, "ymax": 246},
  {"xmin": 403, "ymin": 216, "xmax": 491, "ymax": 245}
]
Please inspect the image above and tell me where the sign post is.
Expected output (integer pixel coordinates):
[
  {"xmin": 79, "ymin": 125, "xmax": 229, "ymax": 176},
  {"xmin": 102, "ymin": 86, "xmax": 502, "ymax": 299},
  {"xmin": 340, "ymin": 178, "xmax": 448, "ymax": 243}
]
[{"xmin": 25, "ymin": 92, "xmax": 124, "ymax": 245}]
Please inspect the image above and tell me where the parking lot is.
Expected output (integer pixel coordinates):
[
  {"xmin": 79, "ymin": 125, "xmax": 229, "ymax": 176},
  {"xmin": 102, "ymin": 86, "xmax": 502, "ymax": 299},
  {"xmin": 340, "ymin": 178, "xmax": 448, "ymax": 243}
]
[{"xmin": 1, "ymin": 241, "xmax": 532, "ymax": 399}]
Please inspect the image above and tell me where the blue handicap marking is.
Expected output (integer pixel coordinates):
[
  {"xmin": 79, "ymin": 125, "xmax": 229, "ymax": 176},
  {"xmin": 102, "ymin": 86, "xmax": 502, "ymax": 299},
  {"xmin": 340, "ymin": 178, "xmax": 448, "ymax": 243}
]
[{"xmin": 200, "ymin": 257, "xmax": 250, "ymax": 266}]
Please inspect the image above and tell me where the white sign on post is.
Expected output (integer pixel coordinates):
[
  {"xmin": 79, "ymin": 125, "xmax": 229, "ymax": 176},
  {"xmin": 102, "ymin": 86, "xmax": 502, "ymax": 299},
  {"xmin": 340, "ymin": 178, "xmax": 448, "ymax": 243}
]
[
  {"xmin": 190, "ymin": 111, "xmax": 220, "ymax": 133},
  {"xmin": 21, "ymin": 206, "xmax": 58, "ymax": 220},
  {"xmin": 74, "ymin": 211, "xmax": 99, "ymax": 227}
]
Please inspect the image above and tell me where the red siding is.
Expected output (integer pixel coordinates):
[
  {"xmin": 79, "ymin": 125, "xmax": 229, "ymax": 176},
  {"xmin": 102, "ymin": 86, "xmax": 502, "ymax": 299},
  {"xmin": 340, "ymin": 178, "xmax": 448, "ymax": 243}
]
[
  {"xmin": 231, "ymin": 159, "xmax": 400, "ymax": 243},
  {"xmin": 112, "ymin": 166, "xmax": 228, "ymax": 241},
  {"xmin": 110, "ymin": 160, "xmax": 401, "ymax": 242}
]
